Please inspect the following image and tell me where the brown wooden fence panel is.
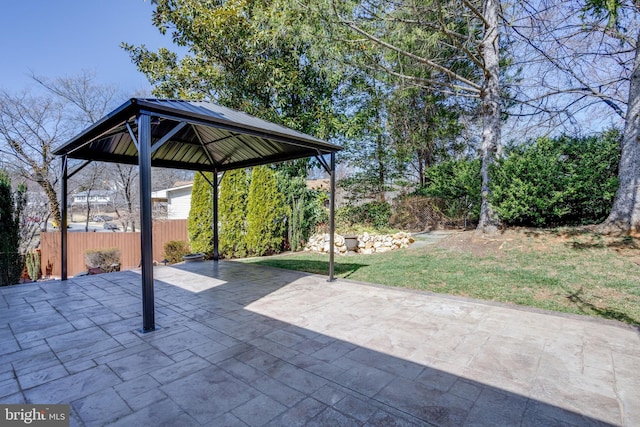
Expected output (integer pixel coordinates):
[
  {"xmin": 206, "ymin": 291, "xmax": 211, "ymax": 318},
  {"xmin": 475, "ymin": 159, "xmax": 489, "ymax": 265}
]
[{"xmin": 40, "ymin": 220, "xmax": 188, "ymax": 277}]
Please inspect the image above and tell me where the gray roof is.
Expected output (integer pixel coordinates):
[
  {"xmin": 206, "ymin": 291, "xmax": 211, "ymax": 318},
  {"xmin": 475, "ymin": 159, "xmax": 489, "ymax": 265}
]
[{"xmin": 53, "ymin": 98, "xmax": 341, "ymax": 171}]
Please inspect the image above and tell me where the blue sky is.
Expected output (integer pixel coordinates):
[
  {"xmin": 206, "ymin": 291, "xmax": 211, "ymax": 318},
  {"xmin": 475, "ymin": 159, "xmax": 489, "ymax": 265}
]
[{"xmin": 0, "ymin": 0, "xmax": 179, "ymax": 95}]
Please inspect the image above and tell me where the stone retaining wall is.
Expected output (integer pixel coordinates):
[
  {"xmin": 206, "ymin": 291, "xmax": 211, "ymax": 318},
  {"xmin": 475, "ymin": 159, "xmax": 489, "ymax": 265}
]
[{"xmin": 304, "ymin": 232, "xmax": 414, "ymax": 254}]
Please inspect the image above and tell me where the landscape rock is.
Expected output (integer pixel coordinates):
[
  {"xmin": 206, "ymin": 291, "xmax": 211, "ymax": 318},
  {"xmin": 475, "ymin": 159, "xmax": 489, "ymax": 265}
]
[{"xmin": 304, "ymin": 232, "xmax": 414, "ymax": 255}]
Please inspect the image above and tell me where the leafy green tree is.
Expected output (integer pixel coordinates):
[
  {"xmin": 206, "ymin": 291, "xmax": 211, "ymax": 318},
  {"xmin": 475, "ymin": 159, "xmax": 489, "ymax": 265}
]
[
  {"xmin": 123, "ymin": 0, "xmax": 341, "ymax": 140},
  {"xmin": 323, "ymin": 0, "xmax": 504, "ymax": 232},
  {"xmin": 246, "ymin": 166, "xmax": 286, "ymax": 256},
  {"xmin": 390, "ymin": 87, "xmax": 466, "ymax": 187},
  {"xmin": 0, "ymin": 170, "xmax": 23, "ymax": 286},
  {"xmin": 187, "ymin": 172, "xmax": 213, "ymax": 255},
  {"xmin": 219, "ymin": 169, "xmax": 249, "ymax": 258}
]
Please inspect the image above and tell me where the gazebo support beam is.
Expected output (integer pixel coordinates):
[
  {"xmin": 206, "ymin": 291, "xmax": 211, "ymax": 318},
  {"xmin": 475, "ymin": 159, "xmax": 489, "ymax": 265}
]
[
  {"xmin": 329, "ymin": 153, "xmax": 336, "ymax": 281},
  {"xmin": 61, "ymin": 156, "xmax": 68, "ymax": 281},
  {"xmin": 329, "ymin": 153, "xmax": 336, "ymax": 282},
  {"xmin": 213, "ymin": 169, "xmax": 219, "ymax": 261},
  {"xmin": 315, "ymin": 153, "xmax": 337, "ymax": 282},
  {"xmin": 138, "ymin": 113, "xmax": 155, "ymax": 332}
]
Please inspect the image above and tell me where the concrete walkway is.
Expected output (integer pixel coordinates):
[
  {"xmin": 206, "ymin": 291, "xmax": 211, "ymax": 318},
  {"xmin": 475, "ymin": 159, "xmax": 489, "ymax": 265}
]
[{"xmin": 0, "ymin": 261, "xmax": 638, "ymax": 426}]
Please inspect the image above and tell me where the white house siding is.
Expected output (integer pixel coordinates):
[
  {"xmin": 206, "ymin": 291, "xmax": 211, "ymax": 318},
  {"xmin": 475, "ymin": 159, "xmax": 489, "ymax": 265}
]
[{"xmin": 167, "ymin": 186, "xmax": 193, "ymax": 219}]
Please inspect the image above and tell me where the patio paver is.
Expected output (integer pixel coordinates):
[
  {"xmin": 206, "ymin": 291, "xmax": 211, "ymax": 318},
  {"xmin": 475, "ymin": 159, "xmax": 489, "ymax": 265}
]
[{"xmin": 1, "ymin": 260, "xmax": 638, "ymax": 426}]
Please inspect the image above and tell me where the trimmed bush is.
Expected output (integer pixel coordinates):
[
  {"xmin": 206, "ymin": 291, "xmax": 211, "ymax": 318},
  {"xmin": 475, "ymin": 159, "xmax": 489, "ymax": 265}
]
[
  {"xmin": 491, "ymin": 131, "xmax": 620, "ymax": 227},
  {"xmin": 246, "ymin": 166, "xmax": 286, "ymax": 256},
  {"xmin": 220, "ymin": 169, "xmax": 249, "ymax": 258},
  {"xmin": 85, "ymin": 248, "xmax": 121, "ymax": 272},
  {"xmin": 187, "ymin": 172, "xmax": 213, "ymax": 256},
  {"xmin": 163, "ymin": 240, "xmax": 189, "ymax": 264}
]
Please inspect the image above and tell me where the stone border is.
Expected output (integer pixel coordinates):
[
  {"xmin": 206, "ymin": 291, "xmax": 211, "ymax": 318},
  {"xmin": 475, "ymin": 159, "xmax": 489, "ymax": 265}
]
[{"xmin": 304, "ymin": 232, "xmax": 415, "ymax": 254}]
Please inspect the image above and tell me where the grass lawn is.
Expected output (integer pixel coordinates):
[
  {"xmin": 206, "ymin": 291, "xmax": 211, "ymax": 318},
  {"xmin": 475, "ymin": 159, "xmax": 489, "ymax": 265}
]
[{"xmin": 242, "ymin": 228, "xmax": 640, "ymax": 326}]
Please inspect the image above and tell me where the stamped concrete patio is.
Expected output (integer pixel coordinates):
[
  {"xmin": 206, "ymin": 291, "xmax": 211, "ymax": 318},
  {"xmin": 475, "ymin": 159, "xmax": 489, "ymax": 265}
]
[{"xmin": 1, "ymin": 261, "xmax": 638, "ymax": 426}]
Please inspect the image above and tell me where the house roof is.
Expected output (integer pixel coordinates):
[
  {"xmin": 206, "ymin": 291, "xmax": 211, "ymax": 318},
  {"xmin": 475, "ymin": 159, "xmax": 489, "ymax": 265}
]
[
  {"xmin": 151, "ymin": 183, "xmax": 194, "ymax": 200},
  {"xmin": 53, "ymin": 98, "xmax": 341, "ymax": 172}
]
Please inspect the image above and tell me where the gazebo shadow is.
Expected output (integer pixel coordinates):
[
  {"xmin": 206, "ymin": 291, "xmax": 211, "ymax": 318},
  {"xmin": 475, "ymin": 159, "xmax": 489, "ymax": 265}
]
[{"xmin": 127, "ymin": 260, "xmax": 620, "ymax": 426}]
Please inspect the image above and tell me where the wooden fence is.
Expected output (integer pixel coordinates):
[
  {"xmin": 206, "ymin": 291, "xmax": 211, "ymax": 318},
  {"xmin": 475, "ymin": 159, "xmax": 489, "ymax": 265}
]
[{"xmin": 40, "ymin": 220, "xmax": 188, "ymax": 277}]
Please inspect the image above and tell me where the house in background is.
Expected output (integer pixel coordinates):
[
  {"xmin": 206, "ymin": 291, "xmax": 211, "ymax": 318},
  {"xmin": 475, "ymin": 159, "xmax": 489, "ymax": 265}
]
[
  {"xmin": 71, "ymin": 190, "xmax": 112, "ymax": 207},
  {"xmin": 151, "ymin": 183, "xmax": 193, "ymax": 220},
  {"xmin": 151, "ymin": 177, "xmax": 344, "ymax": 220}
]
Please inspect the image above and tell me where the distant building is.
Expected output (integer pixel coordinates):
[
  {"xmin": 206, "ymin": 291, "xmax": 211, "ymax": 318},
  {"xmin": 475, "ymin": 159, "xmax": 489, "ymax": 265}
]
[
  {"xmin": 152, "ymin": 183, "xmax": 193, "ymax": 220},
  {"xmin": 151, "ymin": 177, "xmax": 344, "ymax": 220},
  {"xmin": 72, "ymin": 190, "xmax": 111, "ymax": 207}
]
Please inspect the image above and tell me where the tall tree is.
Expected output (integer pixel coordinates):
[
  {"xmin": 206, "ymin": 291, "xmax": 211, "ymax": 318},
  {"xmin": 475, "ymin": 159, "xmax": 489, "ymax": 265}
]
[
  {"xmin": 0, "ymin": 72, "xmax": 118, "ymax": 231},
  {"xmin": 586, "ymin": 1, "xmax": 640, "ymax": 234},
  {"xmin": 0, "ymin": 92, "xmax": 65, "ymax": 228},
  {"xmin": 112, "ymin": 164, "xmax": 139, "ymax": 232},
  {"xmin": 389, "ymin": 87, "xmax": 466, "ymax": 186},
  {"xmin": 323, "ymin": 0, "xmax": 504, "ymax": 232},
  {"xmin": 508, "ymin": 0, "xmax": 639, "ymax": 233},
  {"xmin": 123, "ymin": 0, "xmax": 341, "ymax": 140}
]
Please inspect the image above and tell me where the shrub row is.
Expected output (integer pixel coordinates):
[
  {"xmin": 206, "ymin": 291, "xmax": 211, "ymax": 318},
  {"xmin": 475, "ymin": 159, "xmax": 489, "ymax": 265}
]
[{"xmin": 416, "ymin": 130, "xmax": 620, "ymax": 227}]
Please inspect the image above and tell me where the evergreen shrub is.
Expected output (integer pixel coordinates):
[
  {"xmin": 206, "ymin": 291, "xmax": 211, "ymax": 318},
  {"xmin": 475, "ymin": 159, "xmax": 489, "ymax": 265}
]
[
  {"xmin": 220, "ymin": 169, "xmax": 249, "ymax": 258},
  {"xmin": 245, "ymin": 166, "xmax": 286, "ymax": 256},
  {"xmin": 187, "ymin": 172, "xmax": 213, "ymax": 256},
  {"xmin": 0, "ymin": 170, "xmax": 22, "ymax": 286},
  {"xmin": 491, "ymin": 131, "xmax": 620, "ymax": 226},
  {"xmin": 25, "ymin": 251, "xmax": 40, "ymax": 281}
]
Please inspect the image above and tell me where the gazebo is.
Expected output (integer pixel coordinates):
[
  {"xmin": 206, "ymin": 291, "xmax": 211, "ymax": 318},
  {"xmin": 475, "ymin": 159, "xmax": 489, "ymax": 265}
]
[{"xmin": 53, "ymin": 98, "xmax": 342, "ymax": 332}]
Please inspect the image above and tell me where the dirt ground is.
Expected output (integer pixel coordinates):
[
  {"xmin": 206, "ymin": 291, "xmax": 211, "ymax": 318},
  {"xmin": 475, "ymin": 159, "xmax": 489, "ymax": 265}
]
[{"xmin": 433, "ymin": 227, "xmax": 640, "ymax": 266}]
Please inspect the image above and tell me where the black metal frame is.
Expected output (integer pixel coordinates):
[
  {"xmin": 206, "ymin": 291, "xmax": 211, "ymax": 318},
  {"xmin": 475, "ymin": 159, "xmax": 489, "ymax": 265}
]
[{"xmin": 58, "ymin": 105, "xmax": 339, "ymax": 333}]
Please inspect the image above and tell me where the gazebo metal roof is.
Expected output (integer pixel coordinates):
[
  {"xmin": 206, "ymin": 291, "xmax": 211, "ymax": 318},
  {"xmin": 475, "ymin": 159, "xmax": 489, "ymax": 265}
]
[
  {"xmin": 55, "ymin": 98, "xmax": 340, "ymax": 332},
  {"xmin": 53, "ymin": 98, "xmax": 341, "ymax": 170}
]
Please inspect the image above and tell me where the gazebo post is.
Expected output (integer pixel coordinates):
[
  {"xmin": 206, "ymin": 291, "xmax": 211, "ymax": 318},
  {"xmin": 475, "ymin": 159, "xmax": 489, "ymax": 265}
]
[
  {"xmin": 328, "ymin": 152, "xmax": 336, "ymax": 282},
  {"xmin": 138, "ymin": 113, "xmax": 155, "ymax": 332},
  {"xmin": 213, "ymin": 169, "xmax": 219, "ymax": 261},
  {"xmin": 61, "ymin": 156, "xmax": 68, "ymax": 281}
]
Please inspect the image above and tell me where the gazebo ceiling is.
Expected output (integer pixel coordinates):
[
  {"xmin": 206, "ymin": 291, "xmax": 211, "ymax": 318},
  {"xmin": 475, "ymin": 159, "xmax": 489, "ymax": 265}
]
[{"xmin": 53, "ymin": 98, "xmax": 341, "ymax": 171}]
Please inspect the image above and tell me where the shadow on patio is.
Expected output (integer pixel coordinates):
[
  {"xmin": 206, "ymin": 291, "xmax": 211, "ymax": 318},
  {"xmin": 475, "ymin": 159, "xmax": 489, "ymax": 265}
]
[{"xmin": 0, "ymin": 261, "xmax": 636, "ymax": 426}]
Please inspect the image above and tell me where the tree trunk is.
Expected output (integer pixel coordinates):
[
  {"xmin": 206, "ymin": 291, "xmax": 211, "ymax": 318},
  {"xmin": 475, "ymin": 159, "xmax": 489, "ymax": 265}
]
[
  {"xmin": 41, "ymin": 179, "xmax": 62, "ymax": 229},
  {"xmin": 85, "ymin": 192, "xmax": 91, "ymax": 232},
  {"xmin": 476, "ymin": 0, "xmax": 502, "ymax": 234},
  {"xmin": 599, "ymin": 29, "xmax": 640, "ymax": 235}
]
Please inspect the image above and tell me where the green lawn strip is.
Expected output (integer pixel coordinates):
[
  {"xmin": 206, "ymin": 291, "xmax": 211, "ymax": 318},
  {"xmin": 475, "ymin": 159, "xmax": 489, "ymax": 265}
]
[{"xmin": 241, "ymin": 245, "xmax": 640, "ymax": 326}]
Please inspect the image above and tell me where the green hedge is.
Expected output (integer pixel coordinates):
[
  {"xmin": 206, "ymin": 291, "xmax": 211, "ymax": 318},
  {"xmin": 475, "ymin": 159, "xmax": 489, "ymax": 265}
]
[
  {"xmin": 491, "ymin": 131, "xmax": 620, "ymax": 226},
  {"xmin": 415, "ymin": 130, "xmax": 620, "ymax": 228}
]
